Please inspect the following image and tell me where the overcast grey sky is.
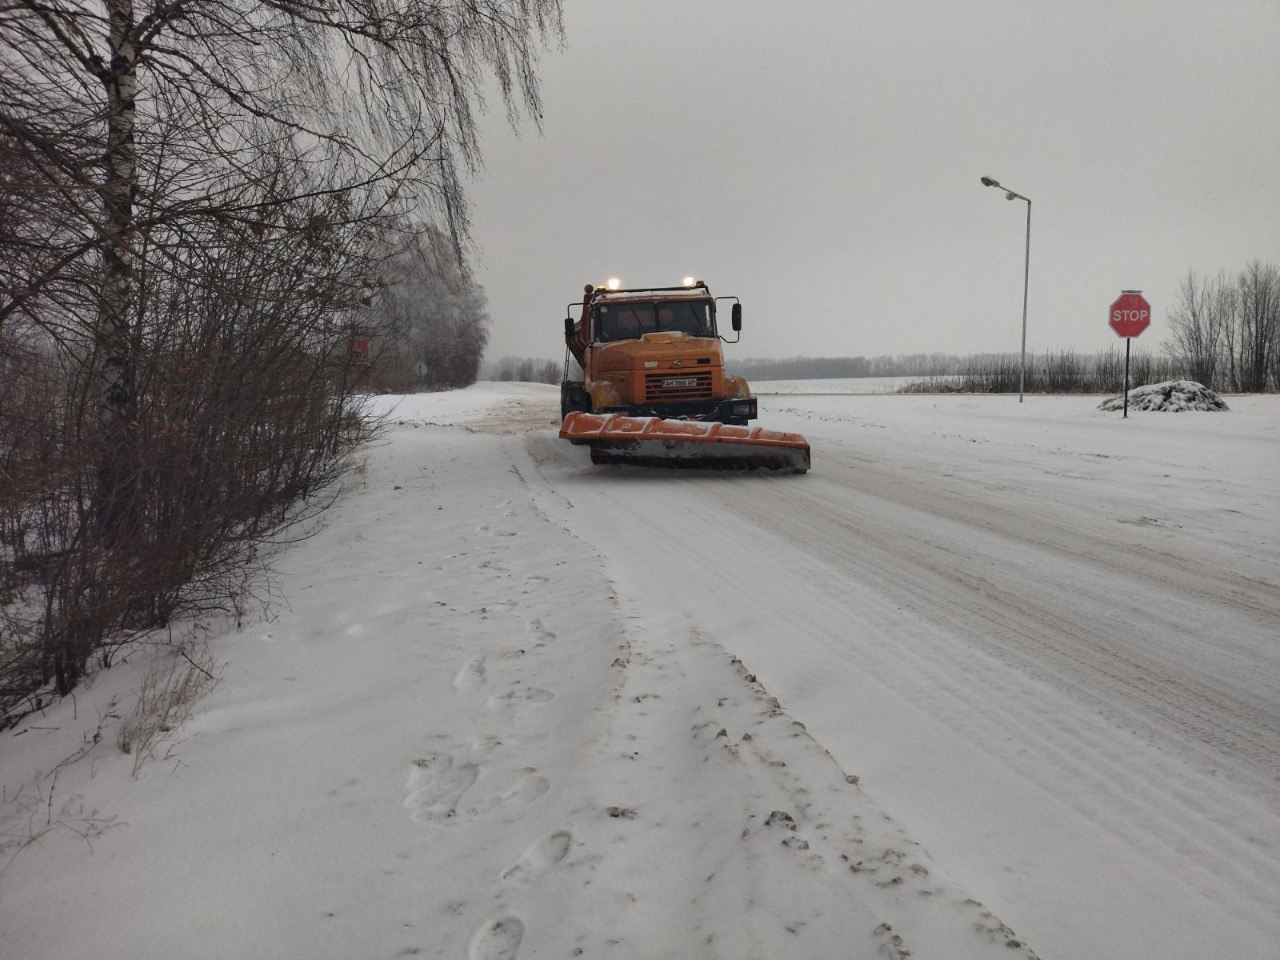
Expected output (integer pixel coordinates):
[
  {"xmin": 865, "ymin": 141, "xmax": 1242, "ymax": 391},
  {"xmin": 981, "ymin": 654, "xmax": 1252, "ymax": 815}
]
[{"xmin": 466, "ymin": 0, "xmax": 1279, "ymax": 363}]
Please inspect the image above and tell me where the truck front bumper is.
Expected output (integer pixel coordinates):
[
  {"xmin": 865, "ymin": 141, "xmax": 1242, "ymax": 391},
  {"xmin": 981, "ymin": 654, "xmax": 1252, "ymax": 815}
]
[{"xmin": 602, "ymin": 396, "xmax": 758, "ymax": 425}]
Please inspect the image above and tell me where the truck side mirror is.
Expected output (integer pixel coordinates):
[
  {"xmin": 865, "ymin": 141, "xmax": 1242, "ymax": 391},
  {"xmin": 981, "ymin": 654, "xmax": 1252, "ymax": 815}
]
[
  {"xmin": 564, "ymin": 316, "xmax": 575, "ymax": 339},
  {"xmin": 731, "ymin": 303, "xmax": 742, "ymax": 332}
]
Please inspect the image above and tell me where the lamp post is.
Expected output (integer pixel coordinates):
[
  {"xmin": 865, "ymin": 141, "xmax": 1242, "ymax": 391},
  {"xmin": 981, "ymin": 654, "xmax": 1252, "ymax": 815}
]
[{"xmin": 980, "ymin": 176, "xmax": 1031, "ymax": 403}]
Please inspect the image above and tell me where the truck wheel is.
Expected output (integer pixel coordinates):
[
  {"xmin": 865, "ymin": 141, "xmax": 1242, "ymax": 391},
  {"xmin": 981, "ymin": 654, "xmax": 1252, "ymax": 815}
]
[{"xmin": 560, "ymin": 382, "xmax": 588, "ymax": 421}]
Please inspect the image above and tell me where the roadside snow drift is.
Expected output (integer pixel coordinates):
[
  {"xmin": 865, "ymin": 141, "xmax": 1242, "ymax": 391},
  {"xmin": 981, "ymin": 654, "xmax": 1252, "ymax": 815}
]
[{"xmin": 1098, "ymin": 379, "xmax": 1229, "ymax": 412}]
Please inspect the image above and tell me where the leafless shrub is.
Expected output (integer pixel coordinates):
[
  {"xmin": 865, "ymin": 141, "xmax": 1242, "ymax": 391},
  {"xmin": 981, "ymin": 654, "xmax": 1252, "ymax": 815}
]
[
  {"xmin": 1043, "ymin": 349, "xmax": 1083, "ymax": 393},
  {"xmin": 2, "ymin": 164, "xmax": 377, "ymax": 719},
  {"xmin": 895, "ymin": 349, "xmax": 1181, "ymax": 394},
  {"xmin": 895, "ymin": 377, "xmax": 964, "ymax": 394},
  {"xmin": 958, "ymin": 353, "xmax": 1028, "ymax": 393},
  {"xmin": 1, "ymin": 0, "xmax": 562, "ymax": 718}
]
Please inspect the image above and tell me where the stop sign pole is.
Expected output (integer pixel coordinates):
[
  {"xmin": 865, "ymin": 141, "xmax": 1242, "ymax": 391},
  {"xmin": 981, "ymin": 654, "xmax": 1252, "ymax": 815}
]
[{"xmin": 1108, "ymin": 290, "xmax": 1152, "ymax": 418}]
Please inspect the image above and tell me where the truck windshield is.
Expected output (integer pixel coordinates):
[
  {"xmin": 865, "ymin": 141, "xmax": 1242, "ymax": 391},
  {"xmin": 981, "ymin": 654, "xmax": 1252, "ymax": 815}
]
[{"xmin": 594, "ymin": 300, "xmax": 715, "ymax": 342}]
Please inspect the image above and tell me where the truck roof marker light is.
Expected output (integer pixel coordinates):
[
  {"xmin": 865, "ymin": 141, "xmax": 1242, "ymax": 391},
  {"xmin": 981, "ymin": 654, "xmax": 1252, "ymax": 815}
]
[
  {"xmin": 682, "ymin": 276, "xmax": 696, "ymax": 287},
  {"xmin": 606, "ymin": 277, "xmax": 621, "ymax": 291}
]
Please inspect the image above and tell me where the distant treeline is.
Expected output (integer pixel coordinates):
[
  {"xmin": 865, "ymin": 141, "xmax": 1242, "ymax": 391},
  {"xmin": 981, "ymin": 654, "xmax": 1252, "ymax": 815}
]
[
  {"xmin": 732, "ymin": 355, "xmax": 957, "ymax": 380},
  {"xmin": 486, "ymin": 348, "xmax": 1227, "ymax": 395},
  {"xmin": 901, "ymin": 348, "xmax": 1184, "ymax": 394},
  {"xmin": 740, "ymin": 350, "xmax": 1193, "ymax": 393},
  {"xmin": 483, "ymin": 354, "xmax": 956, "ymax": 384},
  {"xmin": 486, "ymin": 356, "xmax": 561, "ymax": 384}
]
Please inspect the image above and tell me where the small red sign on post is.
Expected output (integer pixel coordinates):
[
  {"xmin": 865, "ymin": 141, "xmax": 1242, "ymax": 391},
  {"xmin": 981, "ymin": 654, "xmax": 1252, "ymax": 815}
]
[
  {"xmin": 1109, "ymin": 291, "xmax": 1151, "ymax": 339},
  {"xmin": 1109, "ymin": 290, "xmax": 1151, "ymax": 419}
]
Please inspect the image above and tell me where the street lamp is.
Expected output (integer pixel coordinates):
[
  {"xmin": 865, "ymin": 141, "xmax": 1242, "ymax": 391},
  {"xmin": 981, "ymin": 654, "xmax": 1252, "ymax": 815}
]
[{"xmin": 980, "ymin": 176, "xmax": 1031, "ymax": 403}]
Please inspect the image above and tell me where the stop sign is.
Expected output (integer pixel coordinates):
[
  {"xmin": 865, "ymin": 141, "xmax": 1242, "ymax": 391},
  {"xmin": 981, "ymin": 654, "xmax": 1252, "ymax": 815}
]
[{"xmin": 1109, "ymin": 291, "xmax": 1151, "ymax": 338}]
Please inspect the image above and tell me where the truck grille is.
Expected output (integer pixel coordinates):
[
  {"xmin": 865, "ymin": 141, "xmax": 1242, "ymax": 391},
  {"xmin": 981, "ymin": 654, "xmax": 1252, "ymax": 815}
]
[{"xmin": 644, "ymin": 371, "xmax": 713, "ymax": 402}]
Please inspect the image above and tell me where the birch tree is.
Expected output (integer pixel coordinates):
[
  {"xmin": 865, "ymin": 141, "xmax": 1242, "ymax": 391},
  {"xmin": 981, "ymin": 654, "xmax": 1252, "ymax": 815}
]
[{"xmin": 2, "ymin": 0, "xmax": 561, "ymax": 525}]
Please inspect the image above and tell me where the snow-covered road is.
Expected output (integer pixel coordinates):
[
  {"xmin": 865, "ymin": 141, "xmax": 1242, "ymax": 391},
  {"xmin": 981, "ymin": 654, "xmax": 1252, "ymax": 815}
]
[
  {"xmin": 2, "ymin": 382, "xmax": 1276, "ymax": 960},
  {"xmin": 509, "ymin": 384, "xmax": 1280, "ymax": 958}
]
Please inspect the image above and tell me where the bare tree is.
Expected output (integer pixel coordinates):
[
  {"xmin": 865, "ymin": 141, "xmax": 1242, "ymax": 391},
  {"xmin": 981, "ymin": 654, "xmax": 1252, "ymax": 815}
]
[
  {"xmin": 1165, "ymin": 269, "xmax": 1230, "ymax": 389},
  {"xmin": 3, "ymin": 0, "xmax": 561, "ymax": 524},
  {"xmin": 1216, "ymin": 273, "xmax": 1243, "ymax": 391},
  {"xmin": 1235, "ymin": 260, "xmax": 1279, "ymax": 392}
]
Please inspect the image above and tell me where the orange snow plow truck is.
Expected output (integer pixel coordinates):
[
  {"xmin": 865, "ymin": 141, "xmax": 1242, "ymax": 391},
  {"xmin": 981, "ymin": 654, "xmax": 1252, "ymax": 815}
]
[{"xmin": 558, "ymin": 279, "xmax": 810, "ymax": 472}]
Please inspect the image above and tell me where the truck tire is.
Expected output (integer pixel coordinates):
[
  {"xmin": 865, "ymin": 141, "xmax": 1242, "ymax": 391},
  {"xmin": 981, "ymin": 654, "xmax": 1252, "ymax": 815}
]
[{"xmin": 560, "ymin": 381, "xmax": 588, "ymax": 421}]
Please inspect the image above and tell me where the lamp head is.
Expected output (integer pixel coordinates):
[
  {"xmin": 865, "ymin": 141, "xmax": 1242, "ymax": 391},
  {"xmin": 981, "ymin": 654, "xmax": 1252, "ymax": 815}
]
[{"xmin": 980, "ymin": 176, "xmax": 999, "ymax": 187}]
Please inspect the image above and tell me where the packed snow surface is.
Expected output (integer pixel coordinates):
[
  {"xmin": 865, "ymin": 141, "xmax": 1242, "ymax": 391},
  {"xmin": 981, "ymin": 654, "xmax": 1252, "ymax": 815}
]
[
  {"xmin": 1098, "ymin": 379, "xmax": 1230, "ymax": 412},
  {"xmin": 2, "ymin": 381, "xmax": 1277, "ymax": 960}
]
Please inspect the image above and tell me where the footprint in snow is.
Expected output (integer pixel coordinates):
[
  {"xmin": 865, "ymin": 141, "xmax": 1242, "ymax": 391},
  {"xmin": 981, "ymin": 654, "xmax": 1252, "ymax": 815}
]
[
  {"xmin": 487, "ymin": 687, "xmax": 555, "ymax": 711},
  {"xmin": 502, "ymin": 768, "xmax": 551, "ymax": 806},
  {"xmin": 500, "ymin": 830, "xmax": 572, "ymax": 884},
  {"xmin": 525, "ymin": 619, "xmax": 556, "ymax": 644},
  {"xmin": 475, "ymin": 521, "xmax": 518, "ymax": 537},
  {"xmin": 469, "ymin": 734, "xmax": 502, "ymax": 755},
  {"xmin": 403, "ymin": 756, "xmax": 479, "ymax": 822},
  {"xmin": 405, "ymin": 753, "xmax": 451, "ymax": 789},
  {"xmin": 453, "ymin": 655, "xmax": 488, "ymax": 692},
  {"xmin": 469, "ymin": 915, "xmax": 524, "ymax": 960},
  {"xmin": 872, "ymin": 922, "xmax": 911, "ymax": 960}
]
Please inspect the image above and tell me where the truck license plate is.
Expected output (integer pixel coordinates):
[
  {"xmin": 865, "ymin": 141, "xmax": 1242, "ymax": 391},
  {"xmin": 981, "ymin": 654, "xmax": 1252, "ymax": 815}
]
[{"xmin": 663, "ymin": 377, "xmax": 698, "ymax": 388}]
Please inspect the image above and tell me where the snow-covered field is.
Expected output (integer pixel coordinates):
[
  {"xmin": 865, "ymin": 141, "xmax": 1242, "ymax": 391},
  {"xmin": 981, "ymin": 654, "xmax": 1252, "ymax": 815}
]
[
  {"xmin": 2, "ymin": 381, "xmax": 1277, "ymax": 960},
  {"xmin": 754, "ymin": 376, "xmax": 910, "ymax": 395}
]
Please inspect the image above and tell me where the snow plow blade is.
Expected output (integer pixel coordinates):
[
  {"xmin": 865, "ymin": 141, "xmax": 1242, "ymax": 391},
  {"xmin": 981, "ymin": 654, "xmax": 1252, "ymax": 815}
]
[{"xmin": 560, "ymin": 412, "xmax": 810, "ymax": 473}]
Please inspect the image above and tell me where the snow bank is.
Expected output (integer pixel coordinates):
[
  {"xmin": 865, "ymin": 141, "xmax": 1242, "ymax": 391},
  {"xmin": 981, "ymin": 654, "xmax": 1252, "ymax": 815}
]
[
  {"xmin": 360, "ymin": 381, "xmax": 557, "ymax": 426},
  {"xmin": 1098, "ymin": 379, "xmax": 1229, "ymax": 412}
]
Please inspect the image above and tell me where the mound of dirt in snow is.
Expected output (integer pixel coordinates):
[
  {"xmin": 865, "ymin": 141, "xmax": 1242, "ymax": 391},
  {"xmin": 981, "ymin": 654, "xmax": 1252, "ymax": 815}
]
[{"xmin": 1098, "ymin": 380, "xmax": 1229, "ymax": 412}]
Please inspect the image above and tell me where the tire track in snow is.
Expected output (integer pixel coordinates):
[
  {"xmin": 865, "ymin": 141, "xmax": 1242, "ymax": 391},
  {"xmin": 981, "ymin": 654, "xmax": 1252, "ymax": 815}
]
[
  {"xmin": 701, "ymin": 454, "xmax": 1280, "ymax": 939},
  {"xmin": 718, "ymin": 455, "xmax": 1280, "ymax": 789}
]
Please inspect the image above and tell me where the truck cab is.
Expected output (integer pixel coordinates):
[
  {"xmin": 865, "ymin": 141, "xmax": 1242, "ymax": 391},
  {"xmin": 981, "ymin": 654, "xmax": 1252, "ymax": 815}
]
[{"xmin": 561, "ymin": 280, "xmax": 757, "ymax": 425}]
